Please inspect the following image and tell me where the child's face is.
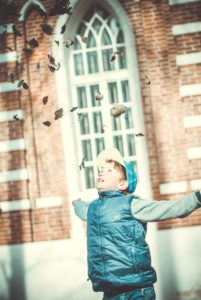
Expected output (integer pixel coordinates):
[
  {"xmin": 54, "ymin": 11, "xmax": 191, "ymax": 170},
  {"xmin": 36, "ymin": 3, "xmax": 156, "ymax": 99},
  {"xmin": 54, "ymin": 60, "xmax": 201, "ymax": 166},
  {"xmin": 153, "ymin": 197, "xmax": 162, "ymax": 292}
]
[{"xmin": 96, "ymin": 162, "xmax": 127, "ymax": 192}]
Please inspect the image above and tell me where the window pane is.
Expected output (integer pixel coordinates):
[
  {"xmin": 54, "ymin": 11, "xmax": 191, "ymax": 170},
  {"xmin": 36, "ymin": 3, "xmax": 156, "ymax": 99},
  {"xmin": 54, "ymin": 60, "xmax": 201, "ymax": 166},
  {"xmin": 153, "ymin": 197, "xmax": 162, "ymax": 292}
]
[
  {"xmin": 117, "ymin": 30, "xmax": 124, "ymax": 43},
  {"xmin": 124, "ymin": 108, "xmax": 133, "ymax": 129},
  {"xmin": 112, "ymin": 116, "xmax": 121, "ymax": 131},
  {"xmin": 102, "ymin": 48, "xmax": 114, "ymax": 71},
  {"xmin": 77, "ymin": 87, "xmax": 87, "ymax": 107},
  {"xmin": 121, "ymin": 80, "xmax": 130, "ymax": 102},
  {"xmin": 107, "ymin": 17, "xmax": 120, "ymax": 36},
  {"xmin": 82, "ymin": 140, "xmax": 92, "ymax": 161},
  {"xmin": 77, "ymin": 22, "xmax": 87, "ymax": 36},
  {"xmin": 113, "ymin": 136, "xmax": 124, "ymax": 155},
  {"xmin": 87, "ymin": 51, "xmax": 99, "ymax": 73},
  {"xmin": 93, "ymin": 112, "xmax": 102, "ymax": 133},
  {"xmin": 80, "ymin": 113, "xmax": 90, "ymax": 135},
  {"xmin": 95, "ymin": 138, "xmax": 105, "ymax": 155},
  {"xmin": 118, "ymin": 46, "xmax": 127, "ymax": 69},
  {"xmin": 92, "ymin": 18, "xmax": 102, "ymax": 33},
  {"xmin": 127, "ymin": 134, "xmax": 136, "ymax": 156},
  {"xmin": 90, "ymin": 84, "xmax": 100, "ymax": 107},
  {"xmin": 108, "ymin": 82, "xmax": 118, "ymax": 103},
  {"xmin": 101, "ymin": 29, "xmax": 112, "ymax": 45},
  {"xmin": 85, "ymin": 167, "xmax": 95, "ymax": 188},
  {"xmin": 96, "ymin": 5, "xmax": 110, "ymax": 20},
  {"xmin": 87, "ymin": 31, "xmax": 96, "ymax": 48},
  {"xmin": 74, "ymin": 54, "xmax": 84, "ymax": 75},
  {"xmin": 74, "ymin": 38, "xmax": 81, "ymax": 50}
]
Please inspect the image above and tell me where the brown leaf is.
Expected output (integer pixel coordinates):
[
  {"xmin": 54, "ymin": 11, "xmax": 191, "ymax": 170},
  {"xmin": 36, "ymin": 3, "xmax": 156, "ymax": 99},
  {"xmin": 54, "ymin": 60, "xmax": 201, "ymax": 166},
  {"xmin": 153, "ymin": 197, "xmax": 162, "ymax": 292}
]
[
  {"xmin": 145, "ymin": 76, "xmax": 151, "ymax": 85},
  {"xmin": 135, "ymin": 133, "xmax": 144, "ymax": 137},
  {"xmin": 64, "ymin": 38, "xmax": 74, "ymax": 48},
  {"xmin": 13, "ymin": 114, "xmax": 20, "ymax": 120},
  {"xmin": 95, "ymin": 92, "xmax": 104, "ymax": 101},
  {"xmin": 54, "ymin": 108, "xmax": 64, "ymax": 120},
  {"xmin": 23, "ymin": 48, "xmax": 33, "ymax": 55},
  {"xmin": 43, "ymin": 121, "xmax": 51, "ymax": 127},
  {"xmin": 81, "ymin": 36, "xmax": 87, "ymax": 43},
  {"xmin": 111, "ymin": 103, "xmax": 127, "ymax": 117},
  {"xmin": 41, "ymin": 24, "xmax": 54, "ymax": 35},
  {"xmin": 70, "ymin": 106, "xmax": 78, "ymax": 112},
  {"xmin": 42, "ymin": 96, "xmax": 48, "ymax": 105}
]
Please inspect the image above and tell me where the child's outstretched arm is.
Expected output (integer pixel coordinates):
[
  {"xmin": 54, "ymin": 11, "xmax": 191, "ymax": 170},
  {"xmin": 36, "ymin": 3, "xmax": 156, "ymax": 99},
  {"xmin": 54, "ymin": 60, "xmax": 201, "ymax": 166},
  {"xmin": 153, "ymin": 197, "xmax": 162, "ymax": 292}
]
[
  {"xmin": 72, "ymin": 199, "xmax": 89, "ymax": 221},
  {"xmin": 131, "ymin": 191, "xmax": 201, "ymax": 222}
]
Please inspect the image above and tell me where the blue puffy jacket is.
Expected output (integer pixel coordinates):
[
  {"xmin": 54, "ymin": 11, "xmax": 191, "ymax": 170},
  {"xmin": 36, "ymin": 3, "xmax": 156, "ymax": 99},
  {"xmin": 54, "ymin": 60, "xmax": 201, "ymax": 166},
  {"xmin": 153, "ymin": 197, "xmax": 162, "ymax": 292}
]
[{"xmin": 87, "ymin": 190, "xmax": 157, "ymax": 295}]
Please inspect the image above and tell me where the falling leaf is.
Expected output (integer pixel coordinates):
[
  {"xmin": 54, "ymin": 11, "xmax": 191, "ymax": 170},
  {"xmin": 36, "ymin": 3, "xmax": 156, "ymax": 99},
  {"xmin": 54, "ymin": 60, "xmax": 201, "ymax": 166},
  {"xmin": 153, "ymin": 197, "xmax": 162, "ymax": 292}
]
[
  {"xmin": 70, "ymin": 106, "xmax": 78, "ymax": 112},
  {"xmin": 79, "ymin": 157, "xmax": 85, "ymax": 170},
  {"xmin": 77, "ymin": 112, "xmax": 83, "ymax": 121},
  {"xmin": 64, "ymin": 38, "xmax": 74, "ymax": 48},
  {"xmin": 145, "ymin": 76, "xmax": 151, "ymax": 85},
  {"xmin": 49, "ymin": 0, "xmax": 72, "ymax": 16},
  {"xmin": 36, "ymin": 62, "xmax": 40, "ymax": 72},
  {"xmin": 48, "ymin": 65, "xmax": 56, "ymax": 73},
  {"xmin": 33, "ymin": 4, "xmax": 47, "ymax": 18},
  {"xmin": 95, "ymin": 92, "xmax": 104, "ymax": 101},
  {"xmin": 41, "ymin": 24, "xmax": 54, "ymax": 35},
  {"xmin": 26, "ymin": 38, "xmax": 39, "ymax": 48},
  {"xmin": 81, "ymin": 36, "xmax": 87, "ymax": 43},
  {"xmin": 13, "ymin": 114, "xmax": 20, "ymax": 120},
  {"xmin": 12, "ymin": 25, "xmax": 22, "ymax": 37},
  {"xmin": 22, "ymin": 81, "xmax": 29, "ymax": 89},
  {"xmin": 48, "ymin": 63, "xmax": 60, "ymax": 73},
  {"xmin": 6, "ymin": 46, "xmax": 13, "ymax": 51},
  {"xmin": 135, "ymin": 133, "xmax": 144, "ymax": 137},
  {"xmin": 48, "ymin": 54, "xmax": 56, "ymax": 66},
  {"xmin": 54, "ymin": 108, "xmax": 64, "ymax": 120},
  {"xmin": 17, "ymin": 80, "xmax": 24, "ymax": 88},
  {"xmin": 110, "ymin": 51, "xmax": 120, "ymax": 62},
  {"xmin": 54, "ymin": 40, "xmax": 59, "ymax": 46},
  {"xmin": 43, "ymin": 121, "xmax": 51, "ymax": 127},
  {"xmin": 60, "ymin": 24, "xmax": 66, "ymax": 34},
  {"xmin": 23, "ymin": 48, "xmax": 33, "ymax": 55},
  {"xmin": 111, "ymin": 103, "xmax": 127, "ymax": 117},
  {"xmin": 42, "ymin": 96, "xmax": 48, "ymax": 105},
  {"xmin": 101, "ymin": 125, "xmax": 107, "ymax": 133}
]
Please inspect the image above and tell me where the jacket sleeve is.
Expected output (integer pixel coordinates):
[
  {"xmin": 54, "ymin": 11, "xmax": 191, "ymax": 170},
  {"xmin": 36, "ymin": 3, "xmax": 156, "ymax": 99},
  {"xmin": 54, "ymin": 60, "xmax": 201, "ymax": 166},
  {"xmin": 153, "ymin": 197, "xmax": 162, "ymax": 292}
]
[
  {"xmin": 131, "ymin": 191, "xmax": 201, "ymax": 223},
  {"xmin": 72, "ymin": 199, "xmax": 89, "ymax": 221}
]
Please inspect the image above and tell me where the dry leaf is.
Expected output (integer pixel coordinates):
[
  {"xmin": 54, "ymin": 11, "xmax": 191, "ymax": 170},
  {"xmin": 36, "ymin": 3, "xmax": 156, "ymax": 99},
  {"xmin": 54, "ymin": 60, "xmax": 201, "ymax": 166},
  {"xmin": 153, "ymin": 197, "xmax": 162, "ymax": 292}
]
[
  {"xmin": 95, "ymin": 93, "xmax": 104, "ymax": 101},
  {"xmin": 111, "ymin": 103, "xmax": 127, "ymax": 117},
  {"xmin": 43, "ymin": 121, "xmax": 51, "ymax": 127}
]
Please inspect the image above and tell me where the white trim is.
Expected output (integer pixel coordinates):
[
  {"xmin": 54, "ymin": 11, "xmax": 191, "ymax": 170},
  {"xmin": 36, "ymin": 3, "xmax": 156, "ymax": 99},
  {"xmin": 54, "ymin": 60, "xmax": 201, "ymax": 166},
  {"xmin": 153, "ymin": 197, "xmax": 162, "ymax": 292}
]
[
  {"xmin": 0, "ymin": 52, "xmax": 19, "ymax": 63},
  {"xmin": 0, "ymin": 169, "xmax": 29, "ymax": 183},
  {"xmin": 187, "ymin": 147, "xmax": 201, "ymax": 159},
  {"xmin": 169, "ymin": 0, "xmax": 201, "ymax": 5},
  {"xmin": 183, "ymin": 115, "xmax": 201, "ymax": 128},
  {"xmin": 0, "ymin": 81, "xmax": 20, "ymax": 93},
  {"xmin": 36, "ymin": 197, "xmax": 63, "ymax": 208},
  {"xmin": 19, "ymin": 0, "xmax": 47, "ymax": 21},
  {"xmin": 160, "ymin": 181, "xmax": 188, "ymax": 194},
  {"xmin": 180, "ymin": 83, "xmax": 201, "ymax": 97},
  {"xmin": 191, "ymin": 179, "xmax": 201, "ymax": 190},
  {"xmin": 0, "ymin": 199, "xmax": 31, "ymax": 212},
  {"xmin": 0, "ymin": 24, "xmax": 13, "ymax": 34},
  {"xmin": 0, "ymin": 139, "xmax": 26, "ymax": 152},
  {"xmin": 176, "ymin": 52, "xmax": 201, "ymax": 66},
  {"xmin": 0, "ymin": 109, "xmax": 24, "ymax": 122},
  {"xmin": 172, "ymin": 22, "xmax": 201, "ymax": 36}
]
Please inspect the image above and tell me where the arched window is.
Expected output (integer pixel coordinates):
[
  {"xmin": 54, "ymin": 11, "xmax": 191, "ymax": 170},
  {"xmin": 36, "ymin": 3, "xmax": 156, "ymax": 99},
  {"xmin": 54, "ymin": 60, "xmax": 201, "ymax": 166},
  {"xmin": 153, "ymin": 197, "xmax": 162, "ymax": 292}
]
[{"xmin": 70, "ymin": 4, "xmax": 137, "ymax": 191}]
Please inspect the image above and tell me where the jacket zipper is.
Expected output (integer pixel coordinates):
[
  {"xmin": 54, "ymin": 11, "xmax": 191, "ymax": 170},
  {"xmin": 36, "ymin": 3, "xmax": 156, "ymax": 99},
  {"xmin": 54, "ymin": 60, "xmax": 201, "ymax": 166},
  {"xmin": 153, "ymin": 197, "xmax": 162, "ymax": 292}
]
[{"xmin": 98, "ymin": 198, "xmax": 107, "ymax": 281}]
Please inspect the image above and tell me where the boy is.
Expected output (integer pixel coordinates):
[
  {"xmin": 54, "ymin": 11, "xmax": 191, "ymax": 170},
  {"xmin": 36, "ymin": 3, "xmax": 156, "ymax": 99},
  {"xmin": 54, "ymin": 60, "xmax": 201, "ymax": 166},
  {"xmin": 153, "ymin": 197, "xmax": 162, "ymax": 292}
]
[{"xmin": 73, "ymin": 148, "xmax": 201, "ymax": 300}]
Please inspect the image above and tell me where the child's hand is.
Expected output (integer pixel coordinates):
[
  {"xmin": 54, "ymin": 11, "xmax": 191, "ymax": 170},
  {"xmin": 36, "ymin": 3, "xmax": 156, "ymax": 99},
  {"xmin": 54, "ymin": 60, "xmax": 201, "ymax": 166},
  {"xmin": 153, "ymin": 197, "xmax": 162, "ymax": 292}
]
[{"xmin": 72, "ymin": 199, "xmax": 82, "ymax": 206}]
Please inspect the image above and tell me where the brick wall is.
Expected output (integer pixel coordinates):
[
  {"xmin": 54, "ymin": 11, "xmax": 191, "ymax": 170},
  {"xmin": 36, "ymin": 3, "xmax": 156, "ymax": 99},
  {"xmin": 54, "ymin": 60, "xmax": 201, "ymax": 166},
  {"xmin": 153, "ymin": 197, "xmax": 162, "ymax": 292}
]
[{"xmin": 0, "ymin": 0, "xmax": 201, "ymax": 245}]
